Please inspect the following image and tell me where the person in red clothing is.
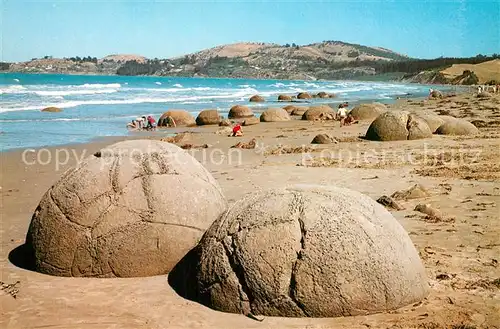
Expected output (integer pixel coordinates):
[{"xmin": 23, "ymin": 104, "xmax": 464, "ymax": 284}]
[
  {"xmin": 146, "ymin": 115, "xmax": 157, "ymax": 130},
  {"xmin": 232, "ymin": 123, "xmax": 243, "ymax": 137}
]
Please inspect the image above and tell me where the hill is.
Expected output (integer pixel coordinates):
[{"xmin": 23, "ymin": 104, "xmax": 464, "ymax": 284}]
[{"xmin": 440, "ymin": 59, "xmax": 500, "ymax": 84}]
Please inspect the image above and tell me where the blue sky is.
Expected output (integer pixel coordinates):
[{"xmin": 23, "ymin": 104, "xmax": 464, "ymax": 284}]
[{"xmin": 3, "ymin": 0, "xmax": 499, "ymax": 62}]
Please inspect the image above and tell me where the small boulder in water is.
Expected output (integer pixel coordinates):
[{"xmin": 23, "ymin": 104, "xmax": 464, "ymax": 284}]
[
  {"xmin": 297, "ymin": 92, "xmax": 312, "ymax": 99},
  {"xmin": 249, "ymin": 95, "xmax": 265, "ymax": 102},
  {"xmin": 278, "ymin": 94, "xmax": 293, "ymax": 101},
  {"xmin": 41, "ymin": 107, "xmax": 62, "ymax": 113}
]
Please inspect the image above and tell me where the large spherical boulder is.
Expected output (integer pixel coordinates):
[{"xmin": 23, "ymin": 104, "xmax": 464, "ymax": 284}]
[
  {"xmin": 278, "ymin": 95, "xmax": 293, "ymax": 102},
  {"xmin": 414, "ymin": 112, "xmax": 445, "ymax": 133},
  {"xmin": 25, "ymin": 140, "xmax": 227, "ymax": 278},
  {"xmin": 297, "ymin": 92, "xmax": 312, "ymax": 99},
  {"xmin": 365, "ymin": 111, "xmax": 432, "ymax": 141},
  {"xmin": 349, "ymin": 103, "xmax": 387, "ymax": 120},
  {"xmin": 316, "ymin": 91, "xmax": 334, "ymax": 98},
  {"xmin": 41, "ymin": 106, "xmax": 62, "ymax": 113},
  {"xmin": 249, "ymin": 95, "xmax": 265, "ymax": 102},
  {"xmin": 260, "ymin": 108, "xmax": 291, "ymax": 122},
  {"xmin": 291, "ymin": 107, "xmax": 309, "ymax": 116},
  {"xmin": 435, "ymin": 118, "xmax": 479, "ymax": 135},
  {"xmin": 169, "ymin": 185, "xmax": 429, "ymax": 317},
  {"xmin": 228, "ymin": 105, "xmax": 254, "ymax": 119},
  {"xmin": 196, "ymin": 109, "xmax": 221, "ymax": 126},
  {"xmin": 158, "ymin": 110, "xmax": 195, "ymax": 126},
  {"xmin": 302, "ymin": 105, "xmax": 335, "ymax": 121}
]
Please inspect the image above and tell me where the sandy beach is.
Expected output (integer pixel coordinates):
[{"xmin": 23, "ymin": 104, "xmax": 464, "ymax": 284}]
[{"xmin": 1, "ymin": 91, "xmax": 499, "ymax": 328}]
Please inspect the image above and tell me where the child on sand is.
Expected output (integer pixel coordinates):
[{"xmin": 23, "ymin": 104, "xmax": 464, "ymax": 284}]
[
  {"xmin": 231, "ymin": 123, "xmax": 243, "ymax": 137},
  {"xmin": 146, "ymin": 115, "xmax": 157, "ymax": 130}
]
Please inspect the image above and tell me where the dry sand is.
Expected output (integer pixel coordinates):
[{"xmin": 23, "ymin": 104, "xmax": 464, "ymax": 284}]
[{"xmin": 1, "ymin": 92, "xmax": 499, "ymax": 329}]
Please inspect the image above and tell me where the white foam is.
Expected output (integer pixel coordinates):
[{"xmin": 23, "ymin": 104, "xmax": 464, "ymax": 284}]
[
  {"xmin": 78, "ymin": 83, "xmax": 121, "ymax": 89},
  {"xmin": 34, "ymin": 89, "xmax": 119, "ymax": 96},
  {"xmin": 13, "ymin": 79, "xmax": 20, "ymax": 82},
  {"xmin": 173, "ymin": 83, "xmax": 183, "ymax": 88},
  {"xmin": 155, "ymin": 82, "xmax": 162, "ymax": 85},
  {"xmin": 0, "ymin": 85, "xmax": 27, "ymax": 94}
]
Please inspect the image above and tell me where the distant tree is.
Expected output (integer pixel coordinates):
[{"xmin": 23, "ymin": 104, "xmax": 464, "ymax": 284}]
[
  {"xmin": 347, "ymin": 51, "xmax": 360, "ymax": 58},
  {"xmin": 43, "ymin": 55, "xmax": 52, "ymax": 59},
  {"xmin": 284, "ymin": 43, "xmax": 290, "ymax": 48}
]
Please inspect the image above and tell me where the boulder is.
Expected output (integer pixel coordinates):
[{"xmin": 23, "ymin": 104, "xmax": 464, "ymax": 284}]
[
  {"xmin": 316, "ymin": 91, "xmax": 335, "ymax": 98},
  {"xmin": 278, "ymin": 95, "xmax": 293, "ymax": 102},
  {"xmin": 291, "ymin": 107, "xmax": 309, "ymax": 116},
  {"xmin": 429, "ymin": 90, "xmax": 443, "ymax": 99},
  {"xmin": 435, "ymin": 118, "xmax": 479, "ymax": 136},
  {"xmin": 219, "ymin": 119, "xmax": 232, "ymax": 126},
  {"xmin": 470, "ymin": 120, "xmax": 487, "ymax": 128},
  {"xmin": 349, "ymin": 103, "xmax": 387, "ymax": 121},
  {"xmin": 391, "ymin": 184, "xmax": 429, "ymax": 200},
  {"xmin": 196, "ymin": 109, "xmax": 221, "ymax": 126},
  {"xmin": 25, "ymin": 140, "xmax": 227, "ymax": 278},
  {"xmin": 477, "ymin": 91, "xmax": 491, "ymax": 99},
  {"xmin": 311, "ymin": 134, "xmax": 338, "ymax": 144},
  {"xmin": 260, "ymin": 108, "xmax": 291, "ymax": 122},
  {"xmin": 158, "ymin": 110, "xmax": 195, "ymax": 126},
  {"xmin": 41, "ymin": 107, "xmax": 62, "ymax": 113},
  {"xmin": 302, "ymin": 105, "xmax": 335, "ymax": 121},
  {"xmin": 228, "ymin": 105, "xmax": 254, "ymax": 119},
  {"xmin": 414, "ymin": 112, "xmax": 445, "ymax": 133},
  {"xmin": 283, "ymin": 105, "xmax": 298, "ymax": 114},
  {"xmin": 249, "ymin": 95, "xmax": 265, "ymax": 102},
  {"xmin": 297, "ymin": 92, "xmax": 312, "ymax": 99},
  {"xmin": 376, "ymin": 196, "xmax": 405, "ymax": 211},
  {"xmin": 365, "ymin": 111, "xmax": 432, "ymax": 141},
  {"xmin": 169, "ymin": 185, "xmax": 429, "ymax": 317},
  {"xmin": 243, "ymin": 116, "xmax": 260, "ymax": 126}
]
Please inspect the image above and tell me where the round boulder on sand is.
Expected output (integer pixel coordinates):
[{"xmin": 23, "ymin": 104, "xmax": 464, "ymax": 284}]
[
  {"xmin": 291, "ymin": 107, "xmax": 309, "ymax": 116},
  {"xmin": 228, "ymin": 105, "xmax": 254, "ymax": 119},
  {"xmin": 435, "ymin": 117, "xmax": 479, "ymax": 136},
  {"xmin": 158, "ymin": 110, "xmax": 195, "ymax": 126},
  {"xmin": 316, "ymin": 91, "xmax": 334, "ymax": 98},
  {"xmin": 278, "ymin": 95, "xmax": 293, "ymax": 102},
  {"xmin": 25, "ymin": 140, "xmax": 227, "ymax": 278},
  {"xmin": 477, "ymin": 91, "xmax": 491, "ymax": 99},
  {"xmin": 297, "ymin": 92, "xmax": 312, "ymax": 99},
  {"xmin": 41, "ymin": 106, "xmax": 62, "ymax": 113},
  {"xmin": 302, "ymin": 105, "xmax": 335, "ymax": 121},
  {"xmin": 196, "ymin": 109, "xmax": 221, "ymax": 126},
  {"xmin": 169, "ymin": 185, "xmax": 429, "ymax": 317},
  {"xmin": 414, "ymin": 112, "xmax": 445, "ymax": 133},
  {"xmin": 243, "ymin": 116, "xmax": 260, "ymax": 126},
  {"xmin": 260, "ymin": 108, "xmax": 291, "ymax": 122},
  {"xmin": 365, "ymin": 111, "xmax": 432, "ymax": 141},
  {"xmin": 349, "ymin": 103, "xmax": 387, "ymax": 121},
  {"xmin": 311, "ymin": 134, "xmax": 337, "ymax": 144},
  {"xmin": 249, "ymin": 95, "xmax": 265, "ymax": 102}
]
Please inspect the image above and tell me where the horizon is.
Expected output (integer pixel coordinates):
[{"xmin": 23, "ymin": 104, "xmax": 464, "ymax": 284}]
[{"xmin": 3, "ymin": 0, "xmax": 499, "ymax": 62}]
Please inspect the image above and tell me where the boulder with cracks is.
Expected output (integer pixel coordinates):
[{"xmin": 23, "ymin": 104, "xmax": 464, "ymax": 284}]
[
  {"xmin": 25, "ymin": 140, "xmax": 227, "ymax": 278},
  {"xmin": 169, "ymin": 185, "xmax": 429, "ymax": 317},
  {"xmin": 365, "ymin": 111, "xmax": 432, "ymax": 141}
]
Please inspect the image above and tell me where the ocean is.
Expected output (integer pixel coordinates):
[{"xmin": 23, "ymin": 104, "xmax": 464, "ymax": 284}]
[{"xmin": 0, "ymin": 73, "xmax": 453, "ymax": 151}]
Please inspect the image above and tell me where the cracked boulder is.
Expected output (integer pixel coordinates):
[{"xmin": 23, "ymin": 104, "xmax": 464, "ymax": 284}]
[
  {"xmin": 365, "ymin": 111, "xmax": 432, "ymax": 141},
  {"xmin": 169, "ymin": 185, "xmax": 429, "ymax": 317},
  {"xmin": 25, "ymin": 140, "xmax": 227, "ymax": 278}
]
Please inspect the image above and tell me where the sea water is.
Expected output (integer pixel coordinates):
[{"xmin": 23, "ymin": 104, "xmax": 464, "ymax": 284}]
[{"xmin": 0, "ymin": 73, "xmax": 454, "ymax": 151}]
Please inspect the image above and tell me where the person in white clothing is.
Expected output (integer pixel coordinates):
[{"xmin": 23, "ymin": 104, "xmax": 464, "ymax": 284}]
[{"xmin": 337, "ymin": 104, "xmax": 347, "ymax": 127}]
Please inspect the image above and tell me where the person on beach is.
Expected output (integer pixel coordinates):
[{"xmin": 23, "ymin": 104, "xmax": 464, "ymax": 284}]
[
  {"xmin": 127, "ymin": 120, "xmax": 138, "ymax": 130},
  {"xmin": 231, "ymin": 123, "xmax": 243, "ymax": 137},
  {"xmin": 428, "ymin": 88, "xmax": 434, "ymax": 99},
  {"xmin": 146, "ymin": 115, "xmax": 157, "ymax": 130},
  {"xmin": 337, "ymin": 104, "xmax": 347, "ymax": 127},
  {"xmin": 135, "ymin": 116, "xmax": 145, "ymax": 129}
]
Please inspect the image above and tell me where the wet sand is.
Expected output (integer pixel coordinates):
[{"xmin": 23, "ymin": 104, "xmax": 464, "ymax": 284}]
[{"xmin": 1, "ymin": 92, "xmax": 499, "ymax": 328}]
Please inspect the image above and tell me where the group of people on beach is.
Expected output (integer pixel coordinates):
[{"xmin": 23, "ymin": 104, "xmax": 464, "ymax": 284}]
[
  {"xmin": 126, "ymin": 115, "xmax": 160, "ymax": 131},
  {"xmin": 477, "ymin": 85, "xmax": 499, "ymax": 94}
]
